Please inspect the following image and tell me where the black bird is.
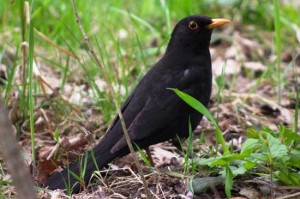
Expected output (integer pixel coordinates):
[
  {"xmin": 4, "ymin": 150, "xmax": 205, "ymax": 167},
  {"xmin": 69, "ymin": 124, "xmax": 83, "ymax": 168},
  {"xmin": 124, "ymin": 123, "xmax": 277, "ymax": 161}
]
[{"xmin": 44, "ymin": 15, "xmax": 230, "ymax": 193}]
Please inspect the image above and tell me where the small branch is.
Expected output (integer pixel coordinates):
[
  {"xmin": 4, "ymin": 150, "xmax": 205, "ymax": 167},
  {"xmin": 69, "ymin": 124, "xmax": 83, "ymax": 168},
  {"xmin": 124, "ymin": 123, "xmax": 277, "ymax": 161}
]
[
  {"xmin": 0, "ymin": 99, "xmax": 36, "ymax": 199},
  {"xmin": 276, "ymin": 192, "xmax": 300, "ymax": 199},
  {"xmin": 70, "ymin": 1, "xmax": 151, "ymax": 198},
  {"xmin": 34, "ymin": 29, "xmax": 78, "ymax": 58}
]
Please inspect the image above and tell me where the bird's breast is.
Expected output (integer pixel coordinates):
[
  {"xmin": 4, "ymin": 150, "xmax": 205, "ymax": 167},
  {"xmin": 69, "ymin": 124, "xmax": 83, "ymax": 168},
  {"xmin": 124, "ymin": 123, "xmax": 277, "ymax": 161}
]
[{"xmin": 180, "ymin": 65, "xmax": 212, "ymax": 104}]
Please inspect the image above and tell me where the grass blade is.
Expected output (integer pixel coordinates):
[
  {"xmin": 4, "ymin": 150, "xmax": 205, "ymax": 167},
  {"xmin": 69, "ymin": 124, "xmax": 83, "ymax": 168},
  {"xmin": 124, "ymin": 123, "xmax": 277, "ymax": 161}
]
[
  {"xmin": 273, "ymin": 0, "xmax": 282, "ymax": 103},
  {"xmin": 171, "ymin": 88, "xmax": 229, "ymax": 155},
  {"xmin": 28, "ymin": 0, "xmax": 36, "ymax": 171}
]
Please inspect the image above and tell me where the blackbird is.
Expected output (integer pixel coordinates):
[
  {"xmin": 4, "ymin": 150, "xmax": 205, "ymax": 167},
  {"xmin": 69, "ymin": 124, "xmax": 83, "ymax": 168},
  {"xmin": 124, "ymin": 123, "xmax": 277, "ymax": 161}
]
[{"xmin": 44, "ymin": 15, "xmax": 230, "ymax": 193}]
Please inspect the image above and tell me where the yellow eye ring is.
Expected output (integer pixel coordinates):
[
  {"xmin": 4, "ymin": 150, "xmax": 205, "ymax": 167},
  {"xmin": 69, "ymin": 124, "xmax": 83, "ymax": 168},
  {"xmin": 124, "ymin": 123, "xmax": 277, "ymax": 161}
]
[{"xmin": 188, "ymin": 21, "xmax": 198, "ymax": 30}]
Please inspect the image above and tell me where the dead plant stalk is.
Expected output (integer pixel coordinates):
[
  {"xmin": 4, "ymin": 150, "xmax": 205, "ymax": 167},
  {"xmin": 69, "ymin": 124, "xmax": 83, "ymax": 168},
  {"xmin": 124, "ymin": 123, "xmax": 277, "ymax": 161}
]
[{"xmin": 70, "ymin": 0, "xmax": 151, "ymax": 198}]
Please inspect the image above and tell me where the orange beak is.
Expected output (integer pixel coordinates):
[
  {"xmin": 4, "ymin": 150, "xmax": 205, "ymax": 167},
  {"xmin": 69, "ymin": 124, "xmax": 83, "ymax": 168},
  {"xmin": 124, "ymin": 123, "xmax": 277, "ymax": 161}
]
[{"xmin": 206, "ymin": 18, "xmax": 230, "ymax": 29}]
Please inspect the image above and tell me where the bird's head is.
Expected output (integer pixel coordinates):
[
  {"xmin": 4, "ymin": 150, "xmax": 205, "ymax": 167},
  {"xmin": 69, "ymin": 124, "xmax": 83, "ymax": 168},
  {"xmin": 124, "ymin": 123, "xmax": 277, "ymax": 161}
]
[{"xmin": 167, "ymin": 15, "xmax": 230, "ymax": 53}]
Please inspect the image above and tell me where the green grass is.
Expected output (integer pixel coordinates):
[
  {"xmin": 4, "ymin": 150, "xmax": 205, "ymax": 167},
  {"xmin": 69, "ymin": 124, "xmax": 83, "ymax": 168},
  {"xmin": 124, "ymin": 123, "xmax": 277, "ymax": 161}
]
[
  {"xmin": 2, "ymin": 1, "xmax": 299, "ymax": 112},
  {"xmin": 273, "ymin": 0, "xmax": 282, "ymax": 103},
  {"xmin": 173, "ymin": 89, "xmax": 232, "ymax": 197},
  {"xmin": 177, "ymin": 89, "xmax": 300, "ymax": 197},
  {"xmin": 4, "ymin": 47, "xmax": 18, "ymax": 105},
  {"xmin": 293, "ymin": 60, "xmax": 299, "ymax": 139},
  {"xmin": 28, "ymin": 0, "xmax": 37, "ymax": 172}
]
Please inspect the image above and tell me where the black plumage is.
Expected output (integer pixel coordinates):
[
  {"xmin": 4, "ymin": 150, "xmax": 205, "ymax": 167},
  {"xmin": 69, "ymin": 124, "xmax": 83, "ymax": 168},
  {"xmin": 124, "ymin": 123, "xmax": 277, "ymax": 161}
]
[{"xmin": 44, "ymin": 14, "xmax": 229, "ymax": 193}]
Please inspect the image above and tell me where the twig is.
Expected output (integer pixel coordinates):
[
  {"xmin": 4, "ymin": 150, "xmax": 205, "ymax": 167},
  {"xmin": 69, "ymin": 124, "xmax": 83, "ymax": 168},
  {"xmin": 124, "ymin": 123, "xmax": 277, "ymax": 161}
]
[
  {"xmin": 0, "ymin": 99, "xmax": 36, "ymax": 199},
  {"xmin": 276, "ymin": 192, "xmax": 300, "ymax": 199},
  {"xmin": 277, "ymin": 186, "xmax": 300, "ymax": 190},
  {"xmin": 34, "ymin": 29, "xmax": 78, "ymax": 58},
  {"xmin": 110, "ymin": 193, "xmax": 127, "ymax": 199},
  {"xmin": 158, "ymin": 182, "xmax": 166, "ymax": 199},
  {"xmin": 70, "ymin": 1, "xmax": 151, "ymax": 198},
  {"xmin": 127, "ymin": 167, "xmax": 143, "ymax": 184}
]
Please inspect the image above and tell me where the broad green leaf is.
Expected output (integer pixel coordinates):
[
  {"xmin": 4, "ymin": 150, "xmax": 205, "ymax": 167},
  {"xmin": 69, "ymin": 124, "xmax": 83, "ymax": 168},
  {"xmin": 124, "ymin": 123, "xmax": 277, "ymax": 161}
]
[
  {"xmin": 210, "ymin": 154, "xmax": 247, "ymax": 167},
  {"xmin": 193, "ymin": 157, "xmax": 216, "ymax": 166},
  {"xmin": 289, "ymin": 149, "xmax": 300, "ymax": 167},
  {"xmin": 250, "ymin": 152, "xmax": 269, "ymax": 162},
  {"xmin": 241, "ymin": 138, "xmax": 260, "ymax": 155},
  {"xmin": 244, "ymin": 161, "xmax": 256, "ymax": 170},
  {"xmin": 230, "ymin": 165, "xmax": 247, "ymax": 176},
  {"xmin": 219, "ymin": 165, "xmax": 247, "ymax": 176},
  {"xmin": 266, "ymin": 133, "xmax": 288, "ymax": 160}
]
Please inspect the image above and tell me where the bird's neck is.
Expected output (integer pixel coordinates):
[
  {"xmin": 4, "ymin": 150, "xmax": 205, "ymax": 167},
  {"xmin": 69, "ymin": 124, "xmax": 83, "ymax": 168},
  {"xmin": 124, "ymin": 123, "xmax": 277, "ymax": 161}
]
[
  {"xmin": 165, "ymin": 42, "xmax": 210, "ymax": 57},
  {"xmin": 164, "ymin": 43, "xmax": 211, "ymax": 65}
]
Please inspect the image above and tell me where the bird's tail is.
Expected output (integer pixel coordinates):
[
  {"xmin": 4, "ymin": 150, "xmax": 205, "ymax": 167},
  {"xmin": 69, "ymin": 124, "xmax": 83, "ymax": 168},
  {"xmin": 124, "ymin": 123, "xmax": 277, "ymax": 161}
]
[{"xmin": 43, "ymin": 139, "xmax": 123, "ymax": 193}]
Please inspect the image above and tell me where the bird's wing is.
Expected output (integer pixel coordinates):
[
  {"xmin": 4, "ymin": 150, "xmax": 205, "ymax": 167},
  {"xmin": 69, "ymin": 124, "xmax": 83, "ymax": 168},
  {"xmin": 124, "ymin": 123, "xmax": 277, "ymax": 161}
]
[
  {"xmin": 109, "ymin": 62, "xmax": 204, "ymax": 153},
  {"xmin": 105, "ymin": 92, "xmax": 135, "ymax": 133},
  {"xmin": 110, "ymin": 85, "xmax": 190, "ymax": 153}
]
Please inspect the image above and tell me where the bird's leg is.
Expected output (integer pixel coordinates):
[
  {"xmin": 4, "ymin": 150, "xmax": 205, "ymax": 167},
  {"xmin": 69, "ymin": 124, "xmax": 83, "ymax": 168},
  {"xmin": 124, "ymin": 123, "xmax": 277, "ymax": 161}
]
[{"xmin": 145, "ymin": 147, "xmax": 155, "ymax": 167}]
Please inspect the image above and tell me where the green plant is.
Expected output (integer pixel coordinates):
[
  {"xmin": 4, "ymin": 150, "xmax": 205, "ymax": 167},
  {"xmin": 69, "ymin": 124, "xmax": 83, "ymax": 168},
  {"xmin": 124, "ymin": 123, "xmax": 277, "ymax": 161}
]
[
  {"xmin": 188, "ymin": 126, "xmax": 300, "ymax": 197},
  {"xmin": 173, "ymin": 89, "xmax": 300, "ymax": 197},
  {"xmin": 172, "ymin": 89, "xmax": 232, "ymax": 197}
]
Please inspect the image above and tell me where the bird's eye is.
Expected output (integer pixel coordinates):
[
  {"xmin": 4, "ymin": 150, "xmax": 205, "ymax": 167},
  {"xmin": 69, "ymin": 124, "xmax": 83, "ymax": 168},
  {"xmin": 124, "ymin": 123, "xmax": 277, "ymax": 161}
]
[{"xmin": 188, "ymin": 21, "xmax": 199, "ymax": 30}]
